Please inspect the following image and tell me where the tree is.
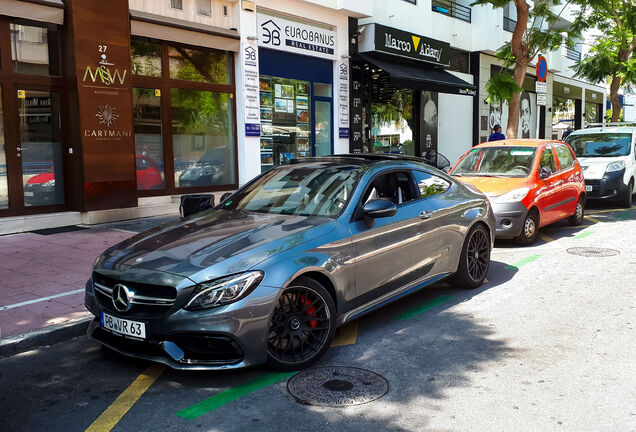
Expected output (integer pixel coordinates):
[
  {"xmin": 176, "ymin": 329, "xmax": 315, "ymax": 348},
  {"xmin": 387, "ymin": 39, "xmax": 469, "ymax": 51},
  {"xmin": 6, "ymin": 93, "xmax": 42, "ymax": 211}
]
[
  {"xmin": 571, "ymin": 0, "xmax": 636, "ymax": 122},
  {"xmin": 472, "ymin": 0, "xmax": 581, "ymax": 138}
]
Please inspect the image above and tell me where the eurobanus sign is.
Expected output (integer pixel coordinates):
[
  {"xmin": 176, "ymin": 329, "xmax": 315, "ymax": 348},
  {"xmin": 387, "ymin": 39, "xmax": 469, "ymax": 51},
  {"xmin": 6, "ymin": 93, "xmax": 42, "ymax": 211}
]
[
  {"xmin": 359, "ymin": 23, "xmax": 450, "ymax": 67},
  {"xmin": 257, "ymin": 13, "xmax": 337, "ymax": 60}
]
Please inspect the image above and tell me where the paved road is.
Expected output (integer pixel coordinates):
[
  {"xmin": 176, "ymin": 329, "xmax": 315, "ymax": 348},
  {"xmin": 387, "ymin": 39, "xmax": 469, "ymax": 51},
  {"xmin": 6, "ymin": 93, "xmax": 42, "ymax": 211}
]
[{"xmin": 1, "ymin": 205, "xmax": 634, "ymax": 432}]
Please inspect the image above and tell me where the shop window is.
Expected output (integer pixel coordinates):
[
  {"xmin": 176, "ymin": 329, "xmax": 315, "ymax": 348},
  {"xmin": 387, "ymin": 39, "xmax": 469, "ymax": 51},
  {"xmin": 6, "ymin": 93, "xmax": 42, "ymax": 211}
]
[
  {"xmin": 365, "ymin": 88, "xmax": 416, "ymax": 156},
  {"xmin": 0, "ymin": 87, "xmax": 7, "ymax": 209},
  {"xmin": 10, "ymin": 22, "xmax": 61, "ymax": 76},
  {"xmin": 170, "ymin": 0, "xmax": 183, "ymax": 10},
  {"xmin": 412, "ymin": 171, "xmax": 450, "ymax": 199},
  {"xmin": 196, "ymin": 0, "xmax": 212, "ymax": 16},
  {"xmin": 169, "ymin": 45, "xmax": 233, "ymax": 84},
  {"xmin": 171, "ymin": 89, "xmax": 236, "ymax": 187},
  {"xmin": 259, "ymin": 76, "xmax": 311, "ymax": 172},
  {"xmin": 133, "ymin": 88, "xmax": 165, "ymax": 190},
  {"xmin": 131, "ymin": 38, "xmax": 162, "ymax": 77}
]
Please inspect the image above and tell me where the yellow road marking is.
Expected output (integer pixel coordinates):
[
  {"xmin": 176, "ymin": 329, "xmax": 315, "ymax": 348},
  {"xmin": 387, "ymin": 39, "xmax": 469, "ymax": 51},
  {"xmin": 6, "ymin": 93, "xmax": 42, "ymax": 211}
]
[
  {"xmin": 86, "ymin": 364, "xmax": 165, "ymax": 432},
  {"xmin": 585, "ymin": 215, "xmax": 602, "ymax": 224},
  {"xmin": 331, "ymin": 320, "xmax": 359, "ymax": 347},
  {"xmin": 587, "ymin": 206, "xmax": 634, "ymax": 215},
  {"xmin": 539, "ymin": 233, "xmax": 554, "ymax": 244}
]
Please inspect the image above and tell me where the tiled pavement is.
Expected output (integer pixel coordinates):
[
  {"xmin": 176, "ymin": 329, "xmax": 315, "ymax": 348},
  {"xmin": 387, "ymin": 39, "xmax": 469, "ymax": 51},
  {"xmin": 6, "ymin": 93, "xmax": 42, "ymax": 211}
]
[{"xmin": 0, "ymin": 215, "xmax": 179, "ymax": 350}]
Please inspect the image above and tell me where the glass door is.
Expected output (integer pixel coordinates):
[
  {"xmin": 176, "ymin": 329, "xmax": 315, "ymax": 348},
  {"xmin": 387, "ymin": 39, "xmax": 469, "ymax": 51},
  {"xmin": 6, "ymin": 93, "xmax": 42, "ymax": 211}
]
[
  {"xmin": 16, "ymin": 88, "xmax": 65, "ymax": 208},
  {"xmin": 313, "ymin": 82, "xmax": 333, "ymax": 157},
  {"xmin": 0, "ymin": 86, "xmax": 8, "ymax": 210}
]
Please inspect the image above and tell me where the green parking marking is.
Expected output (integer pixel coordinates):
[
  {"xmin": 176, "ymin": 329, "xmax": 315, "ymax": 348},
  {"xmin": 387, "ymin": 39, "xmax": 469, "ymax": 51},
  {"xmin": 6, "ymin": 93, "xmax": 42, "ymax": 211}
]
[
  {"xmin": 504, "ymin": 254, "xmax": 541, "ymax": 270},
  {"xmin": 396, "ymin": 294, "xmax": 453, "ymax": 320},
  {"xmin": 176, "ymin": 372, "xmax": 295, "ymax": 420},
  {"xmin": 616, "ymin": 212, "xmax": 630, "ymax": 221},
  {"xmin": 574, "ymin": 230, "xmax": 595, "ymax": 239}
]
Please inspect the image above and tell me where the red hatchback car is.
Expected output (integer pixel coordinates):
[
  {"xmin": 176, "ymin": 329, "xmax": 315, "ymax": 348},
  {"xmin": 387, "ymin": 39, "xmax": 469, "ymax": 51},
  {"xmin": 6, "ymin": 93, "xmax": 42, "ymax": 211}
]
[{"xmin": 450, "ymin": 139, "xmax": 586, "ymax": 245}]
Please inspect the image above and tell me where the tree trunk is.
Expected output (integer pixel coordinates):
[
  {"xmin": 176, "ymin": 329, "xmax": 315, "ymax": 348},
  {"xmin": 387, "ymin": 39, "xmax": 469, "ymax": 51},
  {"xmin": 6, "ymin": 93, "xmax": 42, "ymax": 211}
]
[
  {"xmin": 609, "ymin": 74, "xmax": 621, "ymax": 122},
  {"xmin": 507, "ymin": 0, "xmax": 530, "ymax": 139}
]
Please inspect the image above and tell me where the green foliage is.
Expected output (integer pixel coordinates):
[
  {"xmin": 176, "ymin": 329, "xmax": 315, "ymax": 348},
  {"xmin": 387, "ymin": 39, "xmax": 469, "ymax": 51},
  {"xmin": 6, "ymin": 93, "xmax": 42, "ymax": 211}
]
[
  {"xmin": 420, "ymin": 183, "xmax": 446, "ymax": 199},
  {"xmin": 485, "ymin": 72, "xmax": 524, "ymax": 105},
  {"xmin": 605, "ymin": 108, "xmax": 623, "ymax": 123}
]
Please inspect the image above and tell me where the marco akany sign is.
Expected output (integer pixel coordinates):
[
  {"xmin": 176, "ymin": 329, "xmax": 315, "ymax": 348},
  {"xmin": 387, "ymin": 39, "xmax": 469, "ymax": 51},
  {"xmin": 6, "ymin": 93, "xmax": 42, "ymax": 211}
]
[
  {"xmin": 359, "ymin": 23, "xmax": 450, "ymax": 67},
  {"xmin": 257, "ymin": 13, "xmax": 337, "ymax": 60}
]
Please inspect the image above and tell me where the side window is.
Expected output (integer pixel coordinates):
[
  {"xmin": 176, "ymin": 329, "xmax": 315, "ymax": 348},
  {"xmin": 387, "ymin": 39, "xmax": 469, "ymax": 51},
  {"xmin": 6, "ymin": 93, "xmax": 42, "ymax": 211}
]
[
  {"xmin": 362, "ymin": 171, "xmax": 414, "ymax": 206},
  {"xmin": 540, "ymin": 147, "xmax": 557, "ymax": 173},
  {"xmin": 555, "ymin": 144, "xmax": 575, "ymax": 170},
  {"xmin": 412, "ymin": 170, "xmax": 450, "ymax": 199}
]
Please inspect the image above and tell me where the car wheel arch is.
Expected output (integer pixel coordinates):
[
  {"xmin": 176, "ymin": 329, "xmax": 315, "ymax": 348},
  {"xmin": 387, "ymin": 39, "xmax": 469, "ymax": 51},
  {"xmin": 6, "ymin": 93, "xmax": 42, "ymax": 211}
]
[{"xmin": 280, "ymin": 268, "xmax": 338, "ymax": 311}]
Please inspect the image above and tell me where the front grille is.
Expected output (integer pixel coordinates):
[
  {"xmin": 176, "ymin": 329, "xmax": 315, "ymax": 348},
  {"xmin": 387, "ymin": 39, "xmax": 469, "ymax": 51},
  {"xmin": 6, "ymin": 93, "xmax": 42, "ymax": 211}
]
[
  {"xmin": 585, "ymin": 179, "xmax": 601, "ymax": 186},
  {"xmin": 172, "ymin": 334, "xmax": 243, "ymax": 363},
  {"xmin": 93, "ymin": 272, "xmax": 177, "ymax": 318}
]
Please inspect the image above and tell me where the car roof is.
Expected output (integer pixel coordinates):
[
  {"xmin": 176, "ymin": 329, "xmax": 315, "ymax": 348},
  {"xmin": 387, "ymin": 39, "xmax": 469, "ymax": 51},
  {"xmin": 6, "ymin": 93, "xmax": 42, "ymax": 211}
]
[
  {"xmin": 570, "ymin": 126, "xmax": 636, "ymax": 134},
  {"xmin": 289, "ymin": 154, "xmax": 432, "ymax": 170},
  {"xmin": 475, "ymin": 139, "xmax": 557, "ymax": 148}
]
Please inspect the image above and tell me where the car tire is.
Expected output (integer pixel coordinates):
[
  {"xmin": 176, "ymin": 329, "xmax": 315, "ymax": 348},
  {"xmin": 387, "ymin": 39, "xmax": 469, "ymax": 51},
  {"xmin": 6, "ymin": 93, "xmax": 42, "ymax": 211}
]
[
  {"xmin": 266, "ymin": 277, "xmax": 336, "ymax": 371},
  {"xmin": 620, "ymin": 179, "xmax": 633, "ymax": 208},
  {"xmin": 449, "ymin": 224, "xmax": 491, "ymax": 289},
  {"xmin": 568, "ymin": 195, "xmax": 585, "ymax": 226},
  {"xmin": 515, "ymin": 209, "xmax": 540, "ymax": 246}
]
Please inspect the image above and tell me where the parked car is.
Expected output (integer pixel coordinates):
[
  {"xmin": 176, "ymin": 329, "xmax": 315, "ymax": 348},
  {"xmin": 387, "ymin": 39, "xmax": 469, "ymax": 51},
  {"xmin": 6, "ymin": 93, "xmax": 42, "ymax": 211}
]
[
  {"xmin": 178, "ymin": 148, "xmax": 228, "ymax": 187},
  {"xmin": 24, "ymin": 156, "xmax": 162, "ymax": 206},
  {"xmin": 450, "ymin": 139, "xmax": 586, "ymax": 245},
  {"xmin": 564, "ymin": 125, "xmax": 636, "ymax": 207},
  {"xmin": 85, "ymin": 154, "xmax": 495, "ymax": 371}
]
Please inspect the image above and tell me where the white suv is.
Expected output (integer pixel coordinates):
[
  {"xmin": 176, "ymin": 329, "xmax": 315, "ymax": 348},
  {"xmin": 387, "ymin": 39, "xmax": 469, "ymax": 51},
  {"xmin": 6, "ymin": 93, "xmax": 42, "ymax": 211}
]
[{"xmin": 565, "ymin": 125, "xmax": 636, "ymax": 207}]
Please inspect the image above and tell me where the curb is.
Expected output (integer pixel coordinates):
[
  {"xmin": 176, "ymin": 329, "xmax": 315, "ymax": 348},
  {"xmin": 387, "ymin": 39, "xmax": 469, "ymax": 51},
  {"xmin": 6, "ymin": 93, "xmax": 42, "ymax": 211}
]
[{"xmin": 0, "ymin": 316, "xmax": 93, "ymax": 358}]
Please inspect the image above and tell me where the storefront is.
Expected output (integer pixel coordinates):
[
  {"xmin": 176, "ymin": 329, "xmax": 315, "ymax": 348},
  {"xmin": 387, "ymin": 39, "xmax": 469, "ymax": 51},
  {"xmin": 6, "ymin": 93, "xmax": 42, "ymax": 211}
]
[
  {"xmin": 256, "ymin": 11, "xmax": 336, "ymax": 172},
  {"xmin": 349, "ymin": 23, "xmax": 476, "ymax": 164},
  {"xmin": 552, "ymin": 80, "xmax": 582, "ymax": 133},
  {"xmin": 584, "ymin": 89, "xmax": 603, "ymax": 125}
]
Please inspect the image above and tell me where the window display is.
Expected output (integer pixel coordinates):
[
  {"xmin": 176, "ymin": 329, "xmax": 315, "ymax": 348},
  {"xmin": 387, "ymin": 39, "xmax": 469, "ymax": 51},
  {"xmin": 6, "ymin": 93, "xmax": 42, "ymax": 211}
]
[{"xmin": 259, "ymin": 75, "xmax": 311, "ymax": 173}]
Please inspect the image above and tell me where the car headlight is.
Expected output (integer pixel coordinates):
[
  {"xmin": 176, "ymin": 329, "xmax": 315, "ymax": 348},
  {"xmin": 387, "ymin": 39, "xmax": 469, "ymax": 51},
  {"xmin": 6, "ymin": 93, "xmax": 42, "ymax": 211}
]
[
  {"xmin": 494, "ymin": 187, "xmax": 530, "ymax": 203},
  {"xmin": 184, "ymin": 271, "xmax": 264, "ymax": 310},
  {"xmin": 605, "ymin": 160, "xmax": 625, "ymax": 173}
]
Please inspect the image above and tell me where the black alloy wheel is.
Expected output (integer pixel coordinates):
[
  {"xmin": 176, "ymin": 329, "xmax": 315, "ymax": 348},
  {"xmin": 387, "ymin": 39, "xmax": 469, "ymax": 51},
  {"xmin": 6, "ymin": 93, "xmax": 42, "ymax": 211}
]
[
  {"xmin": 267, "ymin": 277, "xmax": 335, "ymax": 371},
  {"xmin": 449, "ymin": 224, "xmax": 491, "ymax": 289},
  {"xmin": 568, "ymin": 195, "xmax": 585, "ymax": 226}
]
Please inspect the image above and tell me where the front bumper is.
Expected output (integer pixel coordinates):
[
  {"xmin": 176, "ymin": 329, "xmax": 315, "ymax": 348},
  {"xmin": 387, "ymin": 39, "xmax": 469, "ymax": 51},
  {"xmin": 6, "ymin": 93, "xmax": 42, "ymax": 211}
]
[
  {"xmin": 585, "ymin": 168, "xmax": 628, "ymax": 200},
  {"xmin": 85, "ymin": 281, "xmax": 280, "ymax": 370},
  {"xmin": 490, "ymin": 201, "xmax": 528, "ymax": 238}
]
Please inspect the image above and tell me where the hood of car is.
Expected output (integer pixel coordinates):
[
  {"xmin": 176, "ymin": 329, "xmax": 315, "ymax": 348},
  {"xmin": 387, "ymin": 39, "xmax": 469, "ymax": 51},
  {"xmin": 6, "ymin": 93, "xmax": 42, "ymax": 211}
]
[
  {"xmin": 95, "ymin": 209, "xmax": 336, "ymax": 280},
  {"xmin": 577, "ymin": 157, "xmax": 623, "ymax": 179},
  {"xmin": 454, "ymin": 176, "xmax": 530, "ymax": 197}
]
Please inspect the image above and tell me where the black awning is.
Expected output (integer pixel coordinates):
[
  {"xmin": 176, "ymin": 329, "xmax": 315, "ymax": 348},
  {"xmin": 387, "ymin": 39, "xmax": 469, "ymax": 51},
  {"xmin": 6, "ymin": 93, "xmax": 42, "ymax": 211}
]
[{"xmin": 355, "ymin": 52, "xmax": 476, "ymax": 95}]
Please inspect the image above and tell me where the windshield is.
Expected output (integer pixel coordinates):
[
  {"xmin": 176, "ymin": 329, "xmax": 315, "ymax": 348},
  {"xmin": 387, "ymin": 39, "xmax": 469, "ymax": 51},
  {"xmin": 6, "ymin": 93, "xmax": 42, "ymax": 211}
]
[
  {"xmin": 224, "ymin": 164, "xmax": 361, "ymax": 217},
  {"xmin": 566, "ymin": 133, "xmax": 632, "ymax": 157},
  {"xmin": 451, "ymin": 146, "xmax": 537, "ymax": 177}
]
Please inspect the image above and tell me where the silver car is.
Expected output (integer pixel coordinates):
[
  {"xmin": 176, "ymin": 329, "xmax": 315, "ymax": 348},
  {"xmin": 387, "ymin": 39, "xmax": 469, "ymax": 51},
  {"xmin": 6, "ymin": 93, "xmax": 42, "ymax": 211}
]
[{"xmin": 85, "ymin": 155, "xmax": 495, "ymax": 371}]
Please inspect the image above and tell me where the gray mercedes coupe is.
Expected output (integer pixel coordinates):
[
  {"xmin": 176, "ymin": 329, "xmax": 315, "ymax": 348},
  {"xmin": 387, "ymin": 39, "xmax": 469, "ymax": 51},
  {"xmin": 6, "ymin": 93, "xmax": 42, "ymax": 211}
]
[{"xmin": 85, "ymin": 155, "xmax": 495, "ymax": 371}]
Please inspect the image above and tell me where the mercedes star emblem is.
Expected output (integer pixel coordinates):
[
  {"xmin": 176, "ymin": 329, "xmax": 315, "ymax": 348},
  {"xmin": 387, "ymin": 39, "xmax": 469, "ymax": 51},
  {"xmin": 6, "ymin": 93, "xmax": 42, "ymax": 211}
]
[{"xmin": 112, "ymin": 284, "xmax": 133, "ymax": 312}]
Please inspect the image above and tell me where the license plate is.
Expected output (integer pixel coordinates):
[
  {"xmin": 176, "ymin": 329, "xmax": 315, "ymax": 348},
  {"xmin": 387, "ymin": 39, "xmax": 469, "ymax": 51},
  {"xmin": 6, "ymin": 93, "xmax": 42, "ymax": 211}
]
[
  {"xmin": 100, "ymin": 311, "xmax": 146, "ymax": 339},
  {"xmin": 585, "ymin": 185, "xmax": 593, "ymax": 192},
  {"xmin": 24, "ymin": 192, "xmax": 34, "ymax": 197}
]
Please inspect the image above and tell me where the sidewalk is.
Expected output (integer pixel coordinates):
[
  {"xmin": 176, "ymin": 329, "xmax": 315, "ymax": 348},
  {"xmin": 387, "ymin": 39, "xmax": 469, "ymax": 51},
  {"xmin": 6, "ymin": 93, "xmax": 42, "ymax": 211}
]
[{"xmin": 0, "ymin": 215, "xmax": 179, "ymax": 356}]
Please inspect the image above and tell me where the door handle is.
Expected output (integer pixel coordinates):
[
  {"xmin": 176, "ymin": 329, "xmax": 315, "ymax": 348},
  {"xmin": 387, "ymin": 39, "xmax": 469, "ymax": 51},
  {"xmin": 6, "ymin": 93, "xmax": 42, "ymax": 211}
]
[
  {"xmin": 16, "ymin": 147, "xmax": 27, "ymax": 151},
  {"xmin": 419, "ymin": 210, "xmax": 432, "ymax": 220}
]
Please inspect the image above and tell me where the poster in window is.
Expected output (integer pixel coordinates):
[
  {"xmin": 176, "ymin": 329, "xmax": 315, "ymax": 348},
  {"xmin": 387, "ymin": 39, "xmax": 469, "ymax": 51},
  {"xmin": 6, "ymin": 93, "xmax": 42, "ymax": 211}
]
[
  {"xmin": 260, "ymin": 137, "xmax": 273, "ymax": 150},
  {"xmin": 296, "ymin": 95, "xmax": 308, "ymax": 109},
  {"xmin": 261, "ymin": 151, "xmax": 274, "ymax": 165},
  {"xmin": 297, "ymin": 109, "xmax": 309, "ymax": 123},
  {"xmin": 420, "ymin": 91, "xmax": 438, "ymax": 164},
  {"xmin": 296, "ymin": 81, "xmax": 308, "ymax": 95},
  {"xmin": 260, "ymin": 108, "xmax": 272, "ymax": 121},
  {"xmin": 260, "ymin": 91, "xmax": 272, "ymax": 107},
  {"xmin": 296, "ymin": 137, "xmax": 310, "ymax": 151},
  {"xmin": 275, "ymin": 99, "xmax": 288, "ymax": 112},
  {"xmin": 275, "ymin": 84, "xmax": 294, "ymax": 99},
  {"xmin": 259, "ymin": 78, "xmax": 271, "ymax": 91}
]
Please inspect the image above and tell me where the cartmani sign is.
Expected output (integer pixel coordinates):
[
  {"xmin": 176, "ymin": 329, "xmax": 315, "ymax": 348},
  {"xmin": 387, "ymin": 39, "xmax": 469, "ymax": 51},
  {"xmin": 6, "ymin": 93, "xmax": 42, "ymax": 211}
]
[
  {"xmin": 257, "ymin": 13, "xmax": 337, "ymax": 60},
  {"xmin": 359, "ymin": 23, "xmax": 450, "ymax": 67}
]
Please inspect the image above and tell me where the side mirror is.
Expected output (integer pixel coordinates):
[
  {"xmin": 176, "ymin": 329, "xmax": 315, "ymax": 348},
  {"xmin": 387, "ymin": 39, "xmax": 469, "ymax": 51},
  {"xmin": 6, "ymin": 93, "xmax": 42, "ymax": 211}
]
[
  {"xmin": 219, "ymin": 192, "xmax": 233, "ymax": 203},
  {"xmin": 179, "ymin": 194, "xmax": 215, "ymax": 218},
  {"xmin": 363, "ymin": 199, "xmax": 397, "ymax": 219},
  {"xmin": 538, "ymin": 166, "xmax": 552, "ymax": 180}
]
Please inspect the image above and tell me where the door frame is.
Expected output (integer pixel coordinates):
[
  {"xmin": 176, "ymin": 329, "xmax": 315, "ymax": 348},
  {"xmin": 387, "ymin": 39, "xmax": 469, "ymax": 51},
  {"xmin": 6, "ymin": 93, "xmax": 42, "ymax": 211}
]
[{"xmin": 312, "ymin": 95, "xmax": 334, "ymax": 157}]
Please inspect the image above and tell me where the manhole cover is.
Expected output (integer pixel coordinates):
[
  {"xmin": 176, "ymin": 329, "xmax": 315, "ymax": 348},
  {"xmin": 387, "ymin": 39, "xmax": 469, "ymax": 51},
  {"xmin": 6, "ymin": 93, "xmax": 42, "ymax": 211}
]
[
  {"xmin": 287, "ymin": 366, "xmax": 389, "ymax": 407},
  {"xmin": 567, "ymin": 247, "xmax": 619, "ymax": 257}
]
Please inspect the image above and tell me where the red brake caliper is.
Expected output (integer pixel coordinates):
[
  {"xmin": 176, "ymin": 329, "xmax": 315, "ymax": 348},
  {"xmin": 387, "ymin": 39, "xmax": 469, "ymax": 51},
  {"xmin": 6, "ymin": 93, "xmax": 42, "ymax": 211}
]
[{"xmin": 298, "ymin": 294, "xmax": 317, "ymax": 328}]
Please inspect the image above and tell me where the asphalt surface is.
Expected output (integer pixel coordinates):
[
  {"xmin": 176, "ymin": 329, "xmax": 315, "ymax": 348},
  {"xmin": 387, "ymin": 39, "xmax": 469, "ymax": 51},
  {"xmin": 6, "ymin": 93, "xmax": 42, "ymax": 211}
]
[{"xmin": 1, "ymin": 204, "xmax": 634, "ymax": 432}]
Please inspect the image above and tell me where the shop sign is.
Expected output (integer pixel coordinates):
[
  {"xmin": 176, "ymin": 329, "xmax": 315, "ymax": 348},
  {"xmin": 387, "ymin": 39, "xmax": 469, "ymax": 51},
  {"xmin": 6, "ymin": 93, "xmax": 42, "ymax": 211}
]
[
  {"xmin": 349, "ymin": 67, "xmax": 364, "ymax": 153},
  {"xmin": 360, "ymin": 24, "xmax": 450, "ymax": 67},
  {"xmin": 459, "ymin": 88, "xmax": 476, "ymax": 96},
  {"xmin": 537, "ymin": 93, "xmax": 547, "ymax": 106},
  {"xmin": 338, "ymin": 61, "xmax": 350, "ymax": 138},
  {"xmin": 257, "ymin": 13, "xmax": 337, "ymax": 60},
  {"xmin": 242, "ymin": 42, "xmax": 261, "ymax": 136}
]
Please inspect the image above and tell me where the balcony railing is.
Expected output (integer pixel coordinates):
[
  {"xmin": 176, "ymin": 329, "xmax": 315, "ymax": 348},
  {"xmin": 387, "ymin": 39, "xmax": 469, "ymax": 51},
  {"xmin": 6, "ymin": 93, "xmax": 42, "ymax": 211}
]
[
  {"xmin": 565, "ymin": 48, "xmax": 581, "ymax": 61},
  {"xmin": 503, "ymin": 16, "xmax": 516, "ymax": 32},
  {"xmin": 431, "ymin": 0, "xmax": 471, "ymax": 23}
]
